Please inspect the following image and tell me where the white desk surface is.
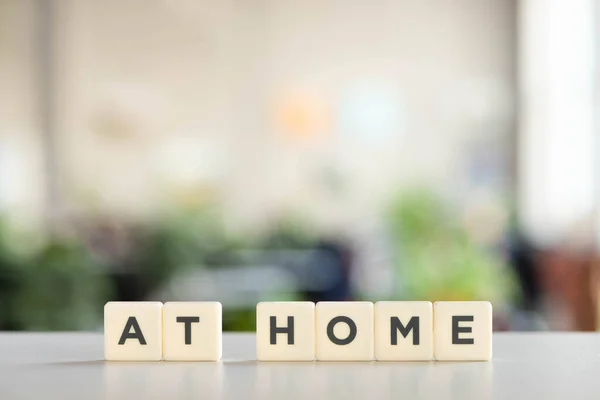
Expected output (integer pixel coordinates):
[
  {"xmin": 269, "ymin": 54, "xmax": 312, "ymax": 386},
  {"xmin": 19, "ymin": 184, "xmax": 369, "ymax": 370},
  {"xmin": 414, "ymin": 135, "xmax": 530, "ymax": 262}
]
[{"xmin": 0, "ymin": 332, "xmax": 599, "ymax": 399}]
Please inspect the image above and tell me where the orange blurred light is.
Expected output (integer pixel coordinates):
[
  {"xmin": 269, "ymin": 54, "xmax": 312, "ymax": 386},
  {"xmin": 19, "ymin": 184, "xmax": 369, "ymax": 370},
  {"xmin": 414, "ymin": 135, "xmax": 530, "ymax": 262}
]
[{"xmin": 273, "ymin": 90, "xmax": 330, "ymax": 141}]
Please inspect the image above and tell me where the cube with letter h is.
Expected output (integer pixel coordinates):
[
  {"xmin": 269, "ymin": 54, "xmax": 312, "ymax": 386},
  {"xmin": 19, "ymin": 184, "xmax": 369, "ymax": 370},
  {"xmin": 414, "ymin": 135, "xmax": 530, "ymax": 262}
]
[{"xmin": 256, "ymin": 302, "xmax": 315, "ymax": 361}]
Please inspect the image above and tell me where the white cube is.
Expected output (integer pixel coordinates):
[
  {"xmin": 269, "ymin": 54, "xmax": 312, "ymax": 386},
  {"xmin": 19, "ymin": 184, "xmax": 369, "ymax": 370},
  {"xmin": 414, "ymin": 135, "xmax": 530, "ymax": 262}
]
[
  {"xmin": 163, "ymin": 302, "xmax": 222, "ymax": 361},
  {"xmin": 433, "ymin": 301, "xmax": 493, "ymax": 361},
  {"xmin": 256, "ymin": 302, "xmax": 315, "ymax": 361},
  {"xmin": 375, "ymin": 301, "xmax": 433, "ymax": 361},
  {"xmin": 104, "ymin": 301, "xmax": 163, "ymax": 361},
  {"xmin": 315, "ymin": 302, "xmax": 374, "ymax": 361}
]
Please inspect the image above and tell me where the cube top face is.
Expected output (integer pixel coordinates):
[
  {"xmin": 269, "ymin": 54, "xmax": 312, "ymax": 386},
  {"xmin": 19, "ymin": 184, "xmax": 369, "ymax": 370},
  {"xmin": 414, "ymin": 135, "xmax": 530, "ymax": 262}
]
[
  {"xmin": 104, "ymin": 302, "xmax": 163, "ymax": 361},
  {"xmin": 434, "ymin": 301, "xmax": 492, "ymax": 361},
  {"xmin": 256, "ymin": 301, "xmax": 315, "ymax": 361},
  {"xmin": 375, "ymin": 301, "xmax": 433, "ymax": 361},
  {"xmin": 163, "ymin": 302, "xmax": 222, "ymax": 361},
  {"xmin": 316, "ymin": 301, "xmax": 374, "ymax": 361}
]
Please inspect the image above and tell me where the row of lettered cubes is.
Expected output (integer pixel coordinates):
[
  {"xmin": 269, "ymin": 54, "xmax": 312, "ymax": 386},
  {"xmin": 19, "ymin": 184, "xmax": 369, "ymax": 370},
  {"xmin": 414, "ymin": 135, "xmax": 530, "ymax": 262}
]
[{"xmin": 105, "ymin": 301, "xmax": 492, "ymax": 361}]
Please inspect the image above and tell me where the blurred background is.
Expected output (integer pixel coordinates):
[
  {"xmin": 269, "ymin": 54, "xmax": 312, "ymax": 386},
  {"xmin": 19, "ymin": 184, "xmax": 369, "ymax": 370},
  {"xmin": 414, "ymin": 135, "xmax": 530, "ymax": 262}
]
[{"xmin": 0, "ymin": 0, "xmax": 598, "ymax": 332}]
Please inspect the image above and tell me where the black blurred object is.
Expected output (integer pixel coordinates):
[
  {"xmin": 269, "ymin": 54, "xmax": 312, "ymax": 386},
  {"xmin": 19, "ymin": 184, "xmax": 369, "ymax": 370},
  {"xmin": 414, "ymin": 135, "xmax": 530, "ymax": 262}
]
[
  {"xmin": 0, "ymin": 259, "xmax": 22, "ymax": 330},
  {"xmin": 507, "ymin": 230, "xmax": 541, "ymax": 311},
  {"xmin": 302, "ymin": 239, "xmax": 354, "ymax": 302}
]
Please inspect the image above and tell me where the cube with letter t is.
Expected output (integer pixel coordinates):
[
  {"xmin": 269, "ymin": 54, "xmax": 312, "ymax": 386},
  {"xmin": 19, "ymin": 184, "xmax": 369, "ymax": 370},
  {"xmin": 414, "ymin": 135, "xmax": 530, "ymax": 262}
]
[
  {"xmin": 433, "ymin": 301, "xmax": 492, "ymax": 361},
  {"xmin": 104, "ymin": 302, "xmax": 163, "ymax": 361},
  {"xmin": 256, "ymin": 302, "xmax": 315, "ymax": 361},
  {"xmin": 163, "ymin": 302, "xmax": 222, "ymax": 361}
]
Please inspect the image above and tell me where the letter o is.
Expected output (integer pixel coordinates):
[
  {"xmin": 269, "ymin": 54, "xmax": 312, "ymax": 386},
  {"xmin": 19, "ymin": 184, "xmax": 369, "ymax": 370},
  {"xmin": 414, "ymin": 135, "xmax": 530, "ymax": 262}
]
[{"xmin": 327, "ymin": 316, "xmax": 357, "ymax": 345}]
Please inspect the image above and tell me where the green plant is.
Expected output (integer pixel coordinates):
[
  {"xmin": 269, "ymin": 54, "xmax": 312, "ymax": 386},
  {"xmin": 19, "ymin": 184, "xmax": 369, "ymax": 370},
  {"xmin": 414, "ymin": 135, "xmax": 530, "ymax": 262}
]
[
  {"xmin": 259, "ymin": 214, "xmax": 317, "ymax": 249},
  {"xmin": 10, "ymin": 237, "xmax": 112, "ymax": 330},
  {"xmin": 133, "ymin": 206, "xmax": 242, "ymax": 294},
  {"xmin": 386, "ymin": 188, "xmax": 517, "ymax": 305},
  {"xmin": 0, "ymin": 220, "xmax": 26, "ymax": 330}
]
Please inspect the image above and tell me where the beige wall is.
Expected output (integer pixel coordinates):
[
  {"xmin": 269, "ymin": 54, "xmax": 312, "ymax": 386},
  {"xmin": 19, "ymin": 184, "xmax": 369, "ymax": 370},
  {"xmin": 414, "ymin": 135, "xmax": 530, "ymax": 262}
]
[
  {"xmin": 0, "ymin": 0, "xmax": 44, "ymax": 227},
  {"xmin": 2, "ymin": 0, "xmax": 516, "ymax": 232}
]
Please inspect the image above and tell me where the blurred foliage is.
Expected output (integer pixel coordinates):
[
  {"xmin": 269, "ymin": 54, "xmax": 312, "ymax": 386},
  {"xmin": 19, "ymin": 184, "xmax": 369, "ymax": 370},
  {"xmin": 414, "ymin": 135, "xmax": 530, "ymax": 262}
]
[
  {"xmin": 259, "ymin": 214, "xmax": 317, "ymax": 249},
  {"xmin": 222, "ymin": 309, "xmax": 256, "ymax": 332},
  {"xmin": 12, "ymin": 239, "xmax": 111, "ymax": 330},
  {"xmin": 0, "ymin": 191, "xmax": 519, "ymax": 331},
  {"xmin": 0, "ymin": 221, "xmax": 24, "ymax": 330},
  {"xmin": 134, "ymin": 206, "xmax": 242, "ymax": 292},
  {"xmin": 223, "ymin": 215, "xmax": 316, "ymax": 331},
  {"xmin": 386, "ymin": 188, "xmax": 518, "ymax": 304},
  {"xmin": 133, "ymin": 207, "xmax": 259, "ymax": 331},
  {"xmin": 0, "ymin": 207, "xmax": 318, "ymax": 331},
  {"xmin": 0, "ymin": 220, "xmax": 112, "ymax": 330}
]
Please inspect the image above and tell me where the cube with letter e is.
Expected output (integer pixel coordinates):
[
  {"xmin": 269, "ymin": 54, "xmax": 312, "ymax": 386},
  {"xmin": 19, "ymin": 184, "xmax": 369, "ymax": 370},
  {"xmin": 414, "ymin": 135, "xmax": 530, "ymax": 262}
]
[{"xmin": 433, "ymin": 301, "xmax": 492, "ymax": 361}]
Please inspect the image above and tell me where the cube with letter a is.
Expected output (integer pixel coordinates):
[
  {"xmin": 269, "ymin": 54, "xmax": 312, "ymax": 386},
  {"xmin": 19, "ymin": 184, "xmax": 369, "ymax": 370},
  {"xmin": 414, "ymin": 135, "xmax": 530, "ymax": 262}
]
[{"xmin": 104, "ymin": 301, "xmax": 163, "ymax": 361}]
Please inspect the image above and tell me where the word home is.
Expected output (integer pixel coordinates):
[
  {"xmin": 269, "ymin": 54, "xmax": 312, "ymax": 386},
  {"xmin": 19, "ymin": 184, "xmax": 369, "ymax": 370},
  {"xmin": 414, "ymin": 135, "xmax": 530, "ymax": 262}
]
[{"xmin": 257, "ymin": 301, "xmax": 492, "ymax": 361}]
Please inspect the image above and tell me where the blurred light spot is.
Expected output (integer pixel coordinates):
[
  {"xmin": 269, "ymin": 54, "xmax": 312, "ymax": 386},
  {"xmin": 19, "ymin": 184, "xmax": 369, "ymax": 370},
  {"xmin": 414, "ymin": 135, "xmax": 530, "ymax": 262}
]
[
  {"xmin": 157, "ymin": 136, "xmax": 226, "ymax": 185},
  {"xmin": 338, "ymin": 84, "xmax": 404, "ymax": 144},
  {"xmin": 273, "ymin": 89, "xmax": 330, "ymax": 141}
]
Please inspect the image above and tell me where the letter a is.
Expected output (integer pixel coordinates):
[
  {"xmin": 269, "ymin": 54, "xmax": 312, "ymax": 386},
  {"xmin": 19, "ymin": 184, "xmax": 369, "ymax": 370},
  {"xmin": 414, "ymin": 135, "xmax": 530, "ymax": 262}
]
[{"xmin": 118, "ymin": 316, "xmax": 147, "ymax": 345}]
